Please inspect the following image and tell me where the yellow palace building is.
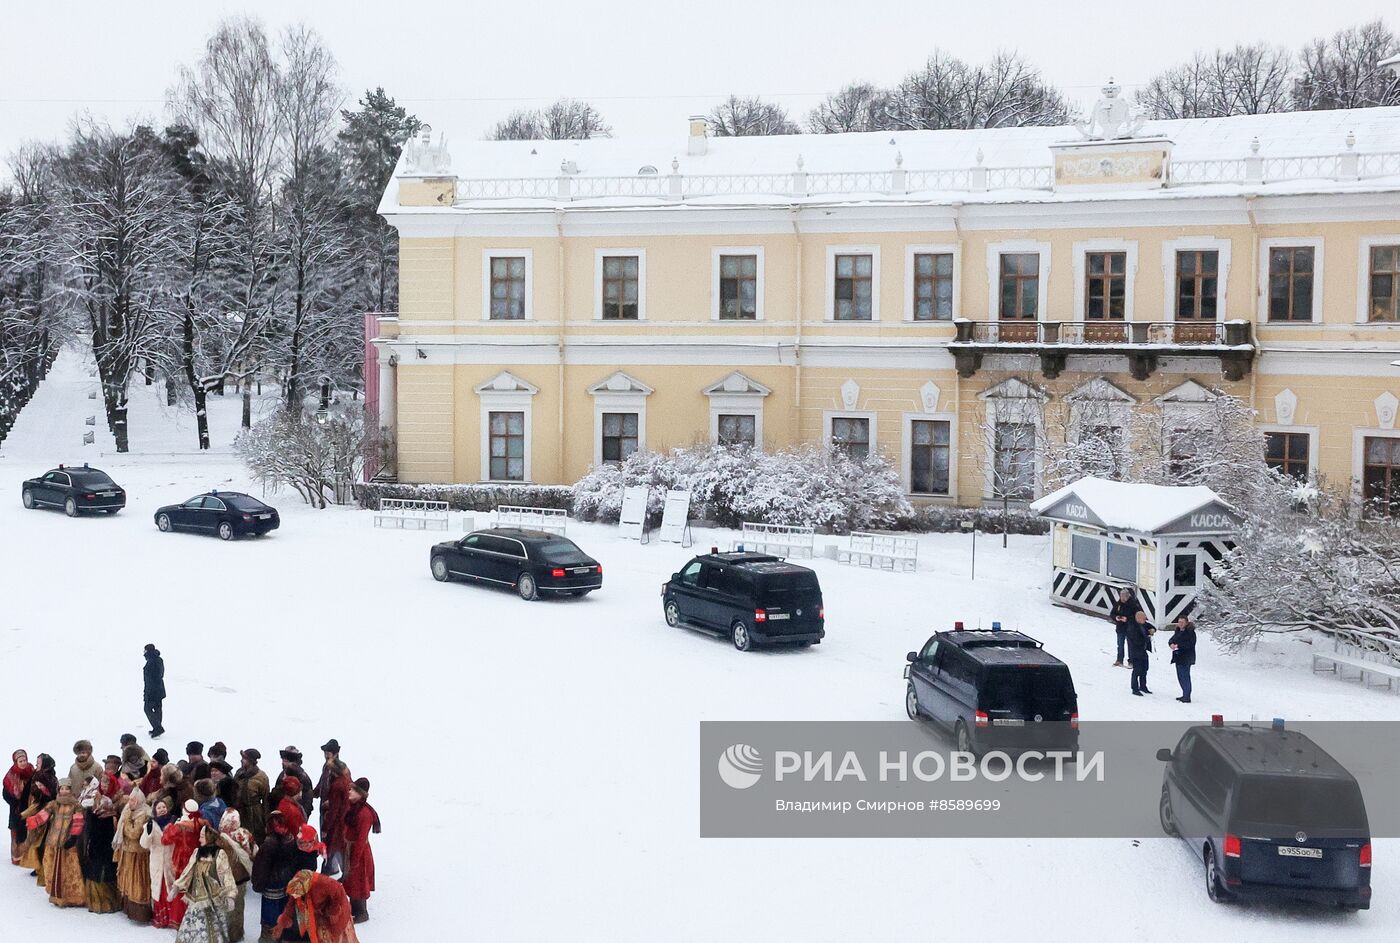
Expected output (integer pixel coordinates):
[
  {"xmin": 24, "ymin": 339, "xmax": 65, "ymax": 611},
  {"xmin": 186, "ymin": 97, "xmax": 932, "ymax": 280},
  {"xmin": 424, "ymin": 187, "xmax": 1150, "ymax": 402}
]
[{"xmin": 369, "ymin": 89, "xmax": 1400, "ymax": 509}]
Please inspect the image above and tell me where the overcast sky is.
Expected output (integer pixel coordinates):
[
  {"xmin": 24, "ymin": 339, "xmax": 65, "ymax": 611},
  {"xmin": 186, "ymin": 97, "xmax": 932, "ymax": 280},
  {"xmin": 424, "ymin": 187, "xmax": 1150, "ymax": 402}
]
[{"xmin": 1, "ymin": 0, "xmax": 1394, "ymax": 170}]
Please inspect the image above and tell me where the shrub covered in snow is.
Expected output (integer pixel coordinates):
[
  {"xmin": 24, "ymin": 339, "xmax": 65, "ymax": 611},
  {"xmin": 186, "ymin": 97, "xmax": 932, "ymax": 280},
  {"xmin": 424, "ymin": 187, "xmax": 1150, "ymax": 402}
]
[
  {"xmin": 236, "ymin": 406, "xmax": 371, "ymax": 508},
  {"xmin": 572, "ymin": 444, "xmax": 912, "ymax": 532},
  {"xmin": 353, "ymin": 481, "xmax": 575, "ymax": 513}
]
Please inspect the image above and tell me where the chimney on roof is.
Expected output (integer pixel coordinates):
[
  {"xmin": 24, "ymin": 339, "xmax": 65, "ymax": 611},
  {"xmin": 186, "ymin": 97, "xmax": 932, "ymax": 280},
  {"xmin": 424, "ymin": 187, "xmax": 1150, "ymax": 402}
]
[{"xmin": 688, "ymin": 115, "xmax": 708, "ymax": 157}]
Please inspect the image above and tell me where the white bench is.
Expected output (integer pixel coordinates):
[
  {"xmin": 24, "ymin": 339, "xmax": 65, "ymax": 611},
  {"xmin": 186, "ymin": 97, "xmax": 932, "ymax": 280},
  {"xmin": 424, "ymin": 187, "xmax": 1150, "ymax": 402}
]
[
  {"xmin": 838, "ymin": 532, "xmax": 919, "ymax": 573},
  {"xmin": 373, "ymin": 498, "xmax": 450, "ymax": 531},
  {"xmin": 1312, "ymin": 651, "xmax": 1400, "ymax": 692},
  {"xmin": 494, "ymin": 505, "xmax": 568, "ymax": 535},
  {"xmin": 732, "ymin": 522, "xmax": 815, "ymax": 559}
]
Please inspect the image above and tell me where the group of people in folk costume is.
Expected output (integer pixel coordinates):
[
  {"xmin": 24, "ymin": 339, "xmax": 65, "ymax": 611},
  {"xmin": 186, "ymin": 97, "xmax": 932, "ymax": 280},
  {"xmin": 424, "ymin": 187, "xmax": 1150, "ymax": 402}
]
[{"xmin": 4, "ymin": 736, "xmax": 380, "ymax": 943}]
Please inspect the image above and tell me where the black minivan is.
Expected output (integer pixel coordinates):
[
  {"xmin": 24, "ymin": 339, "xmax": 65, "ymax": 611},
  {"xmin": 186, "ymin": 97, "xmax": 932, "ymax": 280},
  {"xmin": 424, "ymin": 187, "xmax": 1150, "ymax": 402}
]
[
  {"xmin": 661, "ymin": 550, "xmax": 824, "ymax": 651},
  {"xmin": 1157, "ymin": 718, "xmax": 1371, "ymax": 910},
  {"xmin": 904, "ymin": 625, "xmax": 1078, "ymax": 756}
]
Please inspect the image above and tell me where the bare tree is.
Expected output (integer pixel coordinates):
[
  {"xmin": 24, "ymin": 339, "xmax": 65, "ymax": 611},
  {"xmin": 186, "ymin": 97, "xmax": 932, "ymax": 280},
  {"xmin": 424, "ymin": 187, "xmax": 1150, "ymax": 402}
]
[
  {"xmin": 1138, "ymin": 44, "xmax": 1295, "ymax": 118},
  {"xmin": 889, "ymin": 50, "xmax": 1071, "ymax": 130},
  {"xmin": 806, "ymin": 82, "xmax": 896, "ymax": 133},
  {"xmin": 488, "ymin": 99, "xmax": 611, "ymax": 140},
  {"xmin": 707, "ymin": 95, "xmax": 800, "ymax": 136},
  {"xmin": 1294, "ymin": 19, "xmax": 1400, "ymax": 110}
]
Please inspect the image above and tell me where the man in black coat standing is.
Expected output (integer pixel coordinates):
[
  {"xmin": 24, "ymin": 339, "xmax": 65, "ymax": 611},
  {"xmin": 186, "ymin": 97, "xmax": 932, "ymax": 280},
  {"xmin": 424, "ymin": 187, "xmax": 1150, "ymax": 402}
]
[
  {"xmin": 1127, "ymin": 610, "xmax": 1154, "ymax": 696},
  {"xmin": 143, "ymin": 643, "xmax": 166, "ymax": 738},
  {"xmin": 1169, "ymin": 615, "xmax": 1197, "ymax": 703},
  {"xmin": 1108, "ymin": 588, "xmax": 1140, "ymax": 668}
]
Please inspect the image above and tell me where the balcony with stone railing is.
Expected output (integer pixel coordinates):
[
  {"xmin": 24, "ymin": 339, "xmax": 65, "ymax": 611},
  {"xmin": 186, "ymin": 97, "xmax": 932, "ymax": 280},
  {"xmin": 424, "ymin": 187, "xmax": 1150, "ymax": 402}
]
[{"xmin": 948, "ymin": 318, "xmax": 1256, "ymax": 381}]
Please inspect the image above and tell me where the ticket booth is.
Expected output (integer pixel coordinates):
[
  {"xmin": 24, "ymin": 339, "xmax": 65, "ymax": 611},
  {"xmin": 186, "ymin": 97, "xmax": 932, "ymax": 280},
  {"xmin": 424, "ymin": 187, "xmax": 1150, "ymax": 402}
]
[{"xmin": 1029, "ymin": 477, "xmax": 1242, "ymax": 626}]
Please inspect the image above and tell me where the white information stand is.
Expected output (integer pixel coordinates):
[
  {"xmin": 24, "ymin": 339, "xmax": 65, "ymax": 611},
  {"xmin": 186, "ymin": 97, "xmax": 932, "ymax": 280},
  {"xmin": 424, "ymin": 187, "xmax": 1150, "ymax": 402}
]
[
  {"xmin": 658, "ymin": 489, "xmax": 693, "ymax": 546},
  {"xmin": 619, "ymin": 485, "xmax": 649, "ymax": 541}
]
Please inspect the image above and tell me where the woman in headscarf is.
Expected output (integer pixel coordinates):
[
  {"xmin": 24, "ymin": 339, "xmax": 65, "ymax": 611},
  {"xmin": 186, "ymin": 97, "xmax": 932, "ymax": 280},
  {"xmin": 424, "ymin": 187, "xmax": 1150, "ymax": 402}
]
[
  {"xmin": 173, "ymin": 825, "xmax": 237, "ymax": 943},
  {"xmin": 31, "ymin": 778, "xmax": 85, "ymax": 907},
  {"xmin": 218, "ymin": 809, "xmax": 256, "ymax": 942},
  {"xmin": 78, "ymin": 779, "xmax": 122, "ymax": 914},
  {"xmin": 17, "ymin": 753, "xmax": 58, "ymax": 880},
  {"xmin": 113, "ymin": 788, "xmax": 153, "ymax": 923},
  {"xmin": 4, "ymin": 749, "xmax": 34, "ymax": 864},
  {"xmin": 271, "ymin": 870, "xmax": 360, "ymax": 943},
  {"xmin": 140, "ymin": 796, "xmax": 186, "ymax": 928}
]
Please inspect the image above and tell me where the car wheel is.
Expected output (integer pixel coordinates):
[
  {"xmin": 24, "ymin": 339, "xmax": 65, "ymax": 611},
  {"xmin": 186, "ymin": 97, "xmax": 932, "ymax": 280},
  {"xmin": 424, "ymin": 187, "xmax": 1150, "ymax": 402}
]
[
  {"xmin": 22, "ymin": 489, "xmax": 35, "ymax": 509},
  {"xmin": 217, "ymin": 522, "xmax": 234, "ymax": 541},
  {"xmin": 1159, "ymin": 786, "xmax": 1178, "ymax": 837},
  {"xmin": 905, "ymin": 684, "xmax": 921, "ymax": 720},
  {"xmin": 731, "ymin": 620, "xmax": 753, "ymax": 652},
  {"xmin": 664, "ymin": 600, "xmax": 682, "ymax": 627},
  {"xmin": 63, "ymin": 497, "xmax": 78, "ymax": 517},
  {"xmin": 955, "ymin": 720, "xmax": 974, "ymax": 756},
  {"xmin": 517, "ymin": 573, "xmax": 538, "ymax": 601},
  {"xmin": 430, "ymin": 556, "xmax": 450, "ymax": 582},
  {"xmin": 157, "ymin": 513, "xmax": 172, "ymax": 533},
  {"xmin": 1204, "ymin": 847, "xmax": 1231, "ymax": 903}
]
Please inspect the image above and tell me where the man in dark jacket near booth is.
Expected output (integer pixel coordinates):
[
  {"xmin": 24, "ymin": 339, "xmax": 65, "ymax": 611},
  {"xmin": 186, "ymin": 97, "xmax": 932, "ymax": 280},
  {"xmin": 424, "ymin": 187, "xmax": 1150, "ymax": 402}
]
[
  {"xmin": 143, "ymin": 644, "xmax": 165, "ymax": 738},
  {"xmin": 1108, "ymin": 588, "xmax": 1141, "ymax": 668},
  {"xmin": 1127, "ymin": 610, "xmax": 1154, "ymax": 696},
  {"xmin": 1169, "ymin": 614, "xmax": 1197, "ymax": 703}
]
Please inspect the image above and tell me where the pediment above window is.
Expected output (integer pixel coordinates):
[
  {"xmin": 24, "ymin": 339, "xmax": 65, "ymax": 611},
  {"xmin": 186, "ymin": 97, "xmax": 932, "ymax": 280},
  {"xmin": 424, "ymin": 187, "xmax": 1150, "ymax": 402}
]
[
  {"xmin": 1155, "ymin": 379, "xmax": 1218, "ymax": 405},
  {"xmin": 977, "ymin": 376, "xmax": 1046, "ymax": 401},
  {"xmin": 474, "ymin": 371, "xmax": 539, "ymax": 395},
  {"xmin": 1066, "ymin": 377, "xmax": 1136, "ymax": 404},
  {"xmin": 586, "ymin": 371, "xmax": 654, "ymax": 396},
  {"xmin": 702, "ymin": 371, "xmax": 771, "ymax": 398}
]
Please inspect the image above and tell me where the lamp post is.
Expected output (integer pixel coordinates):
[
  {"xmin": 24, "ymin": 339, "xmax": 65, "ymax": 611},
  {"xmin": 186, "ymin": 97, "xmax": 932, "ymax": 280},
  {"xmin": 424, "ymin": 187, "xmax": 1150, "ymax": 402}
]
[{"xmin": 960, "ymin": 518, "xmax": 977, "ymax": 580}]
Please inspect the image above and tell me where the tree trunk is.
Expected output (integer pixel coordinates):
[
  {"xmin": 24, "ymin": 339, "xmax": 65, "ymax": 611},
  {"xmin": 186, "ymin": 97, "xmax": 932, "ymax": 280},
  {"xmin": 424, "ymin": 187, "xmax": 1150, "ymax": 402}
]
[{"xmin": 181, "ymin": 307, "xmax": 210, "ymax": 450}]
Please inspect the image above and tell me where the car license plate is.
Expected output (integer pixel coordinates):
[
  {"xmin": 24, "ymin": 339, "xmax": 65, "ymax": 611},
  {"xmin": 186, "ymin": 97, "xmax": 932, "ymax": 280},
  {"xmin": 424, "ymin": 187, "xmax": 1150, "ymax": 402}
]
[
  {"xmin": 1278, "ymin": 846, "xmax": 1322, "ymax": 859},
  {"xmin": 257, "ymin": 514, "xmax": 271, "ymax": 520},
  {"xmin": 99, "ymin": 492, "xmax": 117, "ymax": 497},
  {"xmin": 993, "ymin": 719, "xmax": 1025, "ymax": 726},
  {"xmin": 570, "ymin": 567, "xmax": 591, "ymax": 574},
  {"xmin": 768, "ymin": 612, "xmax": 790, "ymax": 620}
]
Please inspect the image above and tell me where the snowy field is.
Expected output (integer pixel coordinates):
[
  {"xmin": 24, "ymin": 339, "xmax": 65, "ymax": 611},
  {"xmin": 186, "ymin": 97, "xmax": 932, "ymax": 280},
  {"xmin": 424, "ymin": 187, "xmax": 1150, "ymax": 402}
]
[{"xmin": 2, "ymin": 348, "xmax": 1398, "ymax": 941}]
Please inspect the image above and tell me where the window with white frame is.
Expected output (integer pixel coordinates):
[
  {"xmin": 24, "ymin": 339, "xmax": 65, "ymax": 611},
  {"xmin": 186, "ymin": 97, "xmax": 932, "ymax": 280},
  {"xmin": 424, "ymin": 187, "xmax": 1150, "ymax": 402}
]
[
  {"xmin": 597, "ymin": 252, "xmax": 644, "ymax": 320},
  {"xmin": 717, "ymin": 253, "xmax": 759, "ymax": 320},
  {"xmin": 1369, "ymin": 244, "xmax": 1400, "ymax": 323},
  {"xmin": 833, "ymin": 253, "xmax": 875, "ymax": 321},
  {"xmin": 488, "ymin": 256, "xmax": 528, "ymax": 320},
  {"xmin": 998, "ymin": 253, "xmax": 1041, "ymax": 320},
  {"xmin": 911, "ymin": 252, "xmax": 954, "ymax": 321},
  {"xmin": 717, "ymin": 414, "xmax": 757, "ymax": 447},
  {"xmin": 1069, "ymin": 531, "xmax": 1139, "ymax": 582},
  {"xmin": 1084, "ymin": 251, "xmax": 1127, "ymax": 320},
  {"xmin": 909, "ymin": 419, "xmax": 951, "ymax": 495},
  {"xmin": 831, "ymin": 416, "xmax": 871, "ymax": 459},
  {"xmin": 488, "ymin": 411, "xmax": 526, "ymax": 481},
  {"xmin": 1363, "ymin": 435, "xmax": 1400, "ymax": 514},
  {"xmin": 1266, "ymin": 246, "xmax": 1315, "ymax": 323},
  {"xmin": 1264, "ymin": 430, "xmax": 1310, "ymax": 481},
  {"xmin": 600, "ymin": 412, "xmax": 639, "ymax": 463},
  {"xmin": 476, "ymin": 372, "xmax": 537, "ymax": 483}
]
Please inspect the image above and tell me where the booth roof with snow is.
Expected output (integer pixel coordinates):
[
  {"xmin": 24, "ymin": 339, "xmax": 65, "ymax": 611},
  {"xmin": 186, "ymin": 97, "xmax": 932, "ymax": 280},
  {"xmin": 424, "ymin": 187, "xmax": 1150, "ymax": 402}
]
[{"xmin": 1029, "ymin": 477, "xmax": 1242, "ymax": 626}]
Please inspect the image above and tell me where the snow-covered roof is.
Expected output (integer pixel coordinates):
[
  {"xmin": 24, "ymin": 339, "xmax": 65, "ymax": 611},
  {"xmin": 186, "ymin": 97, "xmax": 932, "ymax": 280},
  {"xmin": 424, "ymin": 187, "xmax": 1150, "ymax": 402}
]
[
  {"xmin": 1030, "ymin": 477, "xmax": 1241, "ymax": 535},
  {"xmin": 382, "ymin": 107, "xmax": 1400, "ymax": 214}
]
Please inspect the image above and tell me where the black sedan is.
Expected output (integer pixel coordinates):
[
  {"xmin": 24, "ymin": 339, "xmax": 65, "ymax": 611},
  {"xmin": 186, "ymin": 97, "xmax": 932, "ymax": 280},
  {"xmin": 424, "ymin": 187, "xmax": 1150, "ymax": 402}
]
[
  {"xmin": 21, "ymin": 464, "xmax": 126, "ymax": 516},
  {"xmin": 154, "ymin": 491, "xmax": 280, "ymax": 540},
  {"xmin": 430, "ymin": 527, "xmax": 602, "ymax": 600}
]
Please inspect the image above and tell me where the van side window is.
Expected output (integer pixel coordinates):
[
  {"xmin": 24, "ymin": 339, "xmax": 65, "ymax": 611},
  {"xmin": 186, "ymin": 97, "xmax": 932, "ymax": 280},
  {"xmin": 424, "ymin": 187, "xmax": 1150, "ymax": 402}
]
[
  {"xmin": 1187, "ymin": 742, "xmax": 1230, "ymax": 810},
  {"xmin": 678, "ymin": 561, "xmax": 702, "ymax": 585},
  {"xmin": 940, "ymin": 649, "xmax": 975, "ymax": 686},
  {"xmin": 704, "ymin": 565, "xmax": 732, "ymax": 596},
  {"xmin": 919, "ymin": 639, "xmax": 940, "ymax": 663}
]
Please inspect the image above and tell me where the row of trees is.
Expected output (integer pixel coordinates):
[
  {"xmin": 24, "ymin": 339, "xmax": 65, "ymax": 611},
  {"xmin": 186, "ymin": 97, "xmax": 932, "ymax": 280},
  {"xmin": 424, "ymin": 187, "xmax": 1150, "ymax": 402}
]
[
  {"xmin": 0, "ymin": 18, "xmax": 421, "ymax": 452},
  {"xmin": 488, "ymin": 19, "xmax": 1397, "ymax": 141},
  {"xmin": 1138, "ymin": 19, "xmax": 1400, "ymax": 118}
]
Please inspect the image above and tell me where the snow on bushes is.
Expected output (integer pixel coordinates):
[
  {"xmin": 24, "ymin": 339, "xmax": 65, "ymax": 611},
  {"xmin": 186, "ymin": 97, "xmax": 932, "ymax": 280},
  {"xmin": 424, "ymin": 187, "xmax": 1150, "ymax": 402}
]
[
  {"xmin": 236, "ymin": 406, "xmax": 371, "ymax": 508},
  {"xmin": 572, "ymin": 444, "xmax": 913, "ymax": 533},
  {"xmin": 353, "ymin": 481, "xmax": 574, "ymax": 513}
]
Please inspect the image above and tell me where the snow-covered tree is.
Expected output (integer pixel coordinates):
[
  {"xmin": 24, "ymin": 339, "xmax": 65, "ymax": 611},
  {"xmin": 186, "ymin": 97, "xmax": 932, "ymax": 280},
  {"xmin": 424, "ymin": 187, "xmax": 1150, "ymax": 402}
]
[
  {"xmin": 236, "ymin": 403, "xmax": 372, "ymax": 507},
  {"xmin": 488, "ymin": 99, "xmax": 611, "ymax": 140},
  {"xmin": 1294, "ymin": 19, "xmax": 1400, "ymax": 110},
  {"xmin": 707, "ymin": 96, "xmax": 801, "ymax": 136},
  {"xmin": 889, "ymin": 50, "xmax": 1071, "ymax": 130},
  {"xmin": 807, "ymin": 82, "xmax": 897, "ymax": 133},
  {"xmin": 1137, "ymin": 44, "xmax": 1295, "ymax": 118}
]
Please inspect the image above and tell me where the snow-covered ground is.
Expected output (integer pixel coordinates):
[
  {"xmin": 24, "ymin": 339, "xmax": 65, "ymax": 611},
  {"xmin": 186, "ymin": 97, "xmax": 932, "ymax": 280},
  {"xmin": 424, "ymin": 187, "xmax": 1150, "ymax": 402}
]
[{"xmin": 2, "ymin": 347, "xmax": 1398, "ymax": 940}]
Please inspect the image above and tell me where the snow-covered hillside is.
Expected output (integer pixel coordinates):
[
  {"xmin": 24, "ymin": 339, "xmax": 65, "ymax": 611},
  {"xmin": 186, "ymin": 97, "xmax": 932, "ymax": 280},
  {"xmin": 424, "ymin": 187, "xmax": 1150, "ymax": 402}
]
[{"xmin": 1, "ymin": 347, "xmax": 1396, "ymax": 940}]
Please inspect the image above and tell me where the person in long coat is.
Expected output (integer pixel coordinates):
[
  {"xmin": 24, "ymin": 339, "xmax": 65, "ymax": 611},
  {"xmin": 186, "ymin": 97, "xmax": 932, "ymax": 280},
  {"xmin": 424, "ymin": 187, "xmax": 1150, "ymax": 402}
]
[
  {"xmin": 252, "ymin": 811, "xmax": 301, "ymax": 941},
  {"xmin": 234, "ymin": 749, "xmax": 270, "ymax": 844},
  {"xmin": 272, "ymin": 870, "xmax": 360, "ymax": 943},
  {"xmin": 114, "ymin": 787, "xmax": 153, "ymax": 922},
  {"xmin": 79, "ymin": 782, "xmax": 122, "ymax": 913},
  {"xmin": 341, "ymin": 779, "xmax": 378, "ymax": 924},
  {"xmin": 1127, "ymin": 610, "xmax": 1154, "ymax": 696},
  {"xmin": 4, "ymin": 749, "xmax": 34, "ymax": 864},
  {"xmin": 274, "ymin": 748, "xmax": 314, "ymax": 819},
  {"xmin": 140, "ymin": 796, "xmax": 185, "ymax": 928},
  {"xmin": 276, "ymin": 777, "xmax": 308, "ymax": 834},
  {"xmin": 219, "ymin": 809, "xmax": 257, "ymax": 943},
  {"xmin": 174, "ymin": 826, "xmax": 238, "ymax": 943},
  {"xmin": 144, "ymin": 643, "xmax": 166, "ymax": 737},
  {"xmin": 1169, "ymin": 614, "xmax": 1198, "ymax": 703},
  {"xmin": 312, "ymin": 741, "xmax": 351, "ymax": 876},
  {"xmin": 1108, "ymin": 588, "xmax": 1141, "ymax": 667},
  {"xmin": 17, "ymin": 754, "xmax": 58, "ymax": 878},
  {"xmin": 32, "ymin": 779, "xmax": 86, "ymax": 907},
  {"xmin": 68, "ymin": 740, "xmax": 102, "ymax": 794}
]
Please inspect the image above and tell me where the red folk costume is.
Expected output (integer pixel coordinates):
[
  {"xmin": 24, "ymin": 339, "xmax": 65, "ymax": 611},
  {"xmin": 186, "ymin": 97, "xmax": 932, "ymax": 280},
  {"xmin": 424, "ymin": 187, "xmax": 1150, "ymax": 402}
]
[
  {"xmin": 342, "ymin": 800, "xmax": 378, "ymax": 904},
  {"xmin": 4, "ymin": 751, "xmax": 35, "ymax": 864},
  {"xmin": 161, "ymin": 805, "xmax": 204, "ymax": 881},
  {"xmin": 277, "ymin": 778, "xmax": 308, "ymax": 834},
  {"xmin": 273, "ymin": 870, "xmax": 360, "ymax": 943},
  {"xmin": 317, "ymin": 764, "xmax": 352, "ymax": 861}
]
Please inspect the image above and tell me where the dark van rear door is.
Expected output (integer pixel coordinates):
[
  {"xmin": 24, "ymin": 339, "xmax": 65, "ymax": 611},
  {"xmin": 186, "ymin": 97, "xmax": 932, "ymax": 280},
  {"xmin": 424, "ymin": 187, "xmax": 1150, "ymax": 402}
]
[
  {"xmin": 757, "ymin": 571, "xmax": 822, "ymax": 636},
  {"xmin": 978, "ymin": 664, "xmax": 1077, "ymax": 722},
  {"xmin": 1231, "ymin": 776, "xmax": 1369, "ymax": 890}
]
